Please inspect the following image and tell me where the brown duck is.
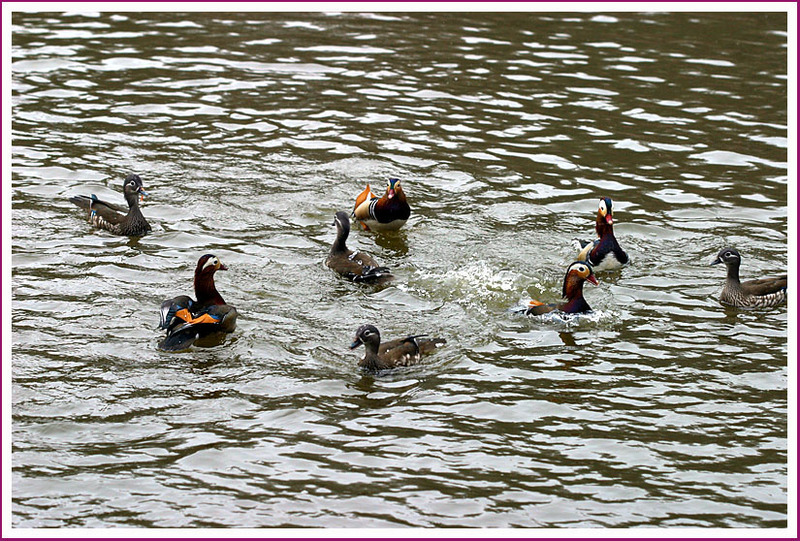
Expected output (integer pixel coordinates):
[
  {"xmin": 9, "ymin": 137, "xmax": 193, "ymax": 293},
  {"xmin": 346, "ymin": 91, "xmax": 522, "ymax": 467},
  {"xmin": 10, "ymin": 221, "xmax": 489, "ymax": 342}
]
[
  {"xmin": 525, "ymin": 261, "xmax": 599, "ymax": 315},
  {"xmin": 710, "ymin": 247, "xmax": 786, "ymax": 309},
  {"xmin": 158, "ymin": 254, "xmax": 238, "ymax": 351},
  {"xmin": 350, "ymin": 324, "xmax": 446, "ymax": 372},
  {"xmin": 326, "ymin": 211, "xmax": 393, "ymax": 284},
  {"xmin": 69, "ymin": 173, "xmax": 151, "ymax": 236}
]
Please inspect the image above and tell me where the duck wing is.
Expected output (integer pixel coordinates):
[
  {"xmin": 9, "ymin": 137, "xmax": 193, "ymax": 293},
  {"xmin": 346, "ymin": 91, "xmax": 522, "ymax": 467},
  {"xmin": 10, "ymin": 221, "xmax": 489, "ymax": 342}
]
[
  {"xmin": 415, "ymin": 336, "xmax": 446, "ymax": 354},
  {"xmin": 380, "ymin": 334, "xmax": 445, "ymax": 360},
  {"xmin": 327, "ymin": 251, "xmax": 393, "ymax": 283},
  {"xmin": 524, "ymin": 300, "xmax": 558, "ymax": 316},
  {"xmin": 353, "ymin": 184, "xmax": 376, "ymax": 216},
  {"xmin": 158, "ymin": 305, "xmax": 238, "ymax": 351},
  {"xmin": 741, "ymin": 275, "xmax": 787, "ymax": 297},
  {"xmin": 159, "ymin": 295, "xmax": 194, "ymax": 330},
  {"xmin": 70, "ymin": 194, "xmax": 128, "ymax": 222}
]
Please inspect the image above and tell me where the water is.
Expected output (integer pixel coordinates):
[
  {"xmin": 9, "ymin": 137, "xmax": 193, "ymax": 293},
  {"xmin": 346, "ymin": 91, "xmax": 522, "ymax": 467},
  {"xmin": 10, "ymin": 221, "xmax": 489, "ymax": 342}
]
[{"xmin": 10, "ymin": 11, "xmax": 790, "ymax": 529}]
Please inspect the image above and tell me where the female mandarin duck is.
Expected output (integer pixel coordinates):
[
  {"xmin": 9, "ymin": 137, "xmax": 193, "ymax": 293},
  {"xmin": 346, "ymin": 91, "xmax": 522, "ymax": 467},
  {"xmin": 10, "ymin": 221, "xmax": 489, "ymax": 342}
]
[
  {"xmin": 158, "ymin": 254, "xmax": 238, "ymax": 351},
  {"xmin": 352, "ymin": 178, "xmax": 411, "ymax": 231},
  {"xmin": 575, "ymin": 197, "xmax": 629, "ymax": 271},
  {"xmin": 349, "ymin": 324, "xmax": 446, "ymax": 372},
  {"xmin": 525, "ymin": 261, "xmax": 599, "ymax": 315},
  {"xmin": 326, "ymin": 211, "xmax": 393, "ymax": 284},
  {"xmin": 69, "ymin": 173, "xmax": 151, "ymax": 236},
  {"xmin": 710, "ymin": 247, "xmax": 787, "ymax": 309}
]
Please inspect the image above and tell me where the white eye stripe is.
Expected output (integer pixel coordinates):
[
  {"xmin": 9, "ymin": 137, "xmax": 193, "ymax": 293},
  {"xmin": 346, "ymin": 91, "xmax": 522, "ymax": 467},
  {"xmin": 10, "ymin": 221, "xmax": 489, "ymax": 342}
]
[{"xmin": 203, "ymin": 257, "xmax": 219, "ymax": 270}]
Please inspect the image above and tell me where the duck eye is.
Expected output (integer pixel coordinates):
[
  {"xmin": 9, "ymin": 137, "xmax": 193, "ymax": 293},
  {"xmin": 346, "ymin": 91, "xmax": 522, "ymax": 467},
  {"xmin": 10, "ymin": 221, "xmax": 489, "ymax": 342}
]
[{"xmin": 599, "ymin": 200, "xmax": 607, "ymax": 213}]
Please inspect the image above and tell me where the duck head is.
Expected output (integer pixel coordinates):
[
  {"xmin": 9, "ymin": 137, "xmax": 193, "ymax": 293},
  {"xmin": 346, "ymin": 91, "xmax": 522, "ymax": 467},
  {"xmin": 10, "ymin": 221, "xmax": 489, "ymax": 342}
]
[
  {"xmin": 123, "ymin": 173, "xmax": 149, "ymax": 203},
  {"xmin": 350, "ymin": 324, "xmax": 381, "ymax": 351},
  {"xmin": 194, "ymin": 254, "xmax": 228, "ymax": 305},
  {"xmin": 332, "ymin": 211, "xmax": 351, "ymax": 252},
  {"xmin": 598, "ymin": 197, "xmax": 614, "ymax": 225},
  {"xmin": 196, "ymin": 254, "xmax": 228, "ymax": 275},
  {"xmin": 710, "ymin": 247, "xmax": 741, "ymax": 267},
  {"xmin": 562, "ymin": 261, "xmax": 598, "ymax": 299},
  {"xmin": 386, "ymin": 178, "xmax": 403, "ymax": 200},
  {"xmin": 334, "ymin": 211, "xmax": 351, "ymax": 236}
]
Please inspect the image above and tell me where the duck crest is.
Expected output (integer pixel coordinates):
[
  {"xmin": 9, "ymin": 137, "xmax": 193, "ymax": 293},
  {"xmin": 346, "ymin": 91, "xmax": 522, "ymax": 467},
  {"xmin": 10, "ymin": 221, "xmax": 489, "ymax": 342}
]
[
  {"xmin": 562, "ymin": 261, "xmax": 597, "ymax": 313},
  {"xmin": 595, "ymin": 196, "xmax": 614, "ymax": 236}
]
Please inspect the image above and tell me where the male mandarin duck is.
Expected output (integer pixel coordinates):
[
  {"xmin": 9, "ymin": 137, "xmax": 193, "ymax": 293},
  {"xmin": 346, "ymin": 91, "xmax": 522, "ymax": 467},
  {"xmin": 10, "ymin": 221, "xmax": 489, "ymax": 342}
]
[
  {"xmin": 525, "ymin": 261, "xmax": 599, "ymax": 316},
  {"xmin": 575, "ymin": 196, "xmax": 629, "ymax": 271},
  {"xmin": 326, "ymin": 211, "xmax": 393, "ymax": 284},
  {"xmin": 158, "ymin": 254, "xmax": 238, "ymax": 351},
  {"xmin": 710, "ymin": 247, "xmax": 787, "ymax": 309},
  {"xmin": 349, "ymin": 324, "xmax": 446, "ymax": 372},
  {"xmin": 69, "ymin": 173, "xmax": 151, "ymax": 236},
  {"xmin": 352, "ymin": 178, "xmax": 411, "ymax": 231}
]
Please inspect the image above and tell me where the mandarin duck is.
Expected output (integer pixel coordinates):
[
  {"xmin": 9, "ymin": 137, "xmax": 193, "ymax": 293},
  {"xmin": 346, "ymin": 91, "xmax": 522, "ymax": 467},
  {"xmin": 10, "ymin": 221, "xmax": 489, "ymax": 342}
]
[
  {"xmin": 525, "ymin": 261, "xmax": 599, "ymax": 316},
  {"xmin": 575, "ymin": 197, "xmax": 629, "ymax": 271},
  {"xmin": 69, "ymin": 173, "xmax": 151, "ymax": 236},
  {"xmin": 352, "ymin": 178, "xmax": 411, "ymax": 231},
  {"xmin": 349, "ymin": 324, "xmax": 446, "ymax": 372},
  {"xmin": 710, "ymin": 247, "xmax": 787, "ymax": 309},
  {"xmin": 158, "ymin": 254, "xmax": 238, "ymax": 351},
  {"xmin": 326, "ymin": 211, "xmax": 393, "ymax": 284}
]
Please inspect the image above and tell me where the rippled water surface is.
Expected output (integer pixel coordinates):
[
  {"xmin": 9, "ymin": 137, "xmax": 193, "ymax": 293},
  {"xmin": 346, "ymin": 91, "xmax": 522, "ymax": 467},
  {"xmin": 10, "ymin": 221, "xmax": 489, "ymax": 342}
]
[{"xmin": 10, "ymin": 11, "xmax": 790, "ymax": 529}]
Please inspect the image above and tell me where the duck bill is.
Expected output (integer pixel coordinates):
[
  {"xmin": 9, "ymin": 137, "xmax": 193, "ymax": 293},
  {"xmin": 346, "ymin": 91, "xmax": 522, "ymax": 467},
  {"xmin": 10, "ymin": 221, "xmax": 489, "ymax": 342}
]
[
  {"xmin": 387, "ymin": 189, "xmax": 395, "ymax": 199},
  {"xmin": 605, "ymin": 214, "xmax": 613, "ymax": 225},
  {"xmin": 710, "ymin": 258, "xmax": 722, "ymax": 266},
  {"xmin": 218, "ymin": 263, "xmax": 228, "ymax": 271},
  {"xmin": 349, "ymin": 339, "xmax": 363, "ymax": 349},
  {"xmin": 139, "ymin": 189, "xmax": 149, "ymax": 202},
  {"xmin": 587, "ymin": 275, "xmax": 599, "ymax": 286}
]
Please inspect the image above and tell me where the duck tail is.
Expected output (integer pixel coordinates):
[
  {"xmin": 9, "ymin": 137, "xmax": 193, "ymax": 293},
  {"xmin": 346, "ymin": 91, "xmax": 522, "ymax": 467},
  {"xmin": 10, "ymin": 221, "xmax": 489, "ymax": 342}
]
[
  {"xmin": 354, "ymin": 266, "xmax": 393, "ymax": 283},
  {"xmin": 158, "ymin": 324, "xmax": 200, "ymax": 352}
]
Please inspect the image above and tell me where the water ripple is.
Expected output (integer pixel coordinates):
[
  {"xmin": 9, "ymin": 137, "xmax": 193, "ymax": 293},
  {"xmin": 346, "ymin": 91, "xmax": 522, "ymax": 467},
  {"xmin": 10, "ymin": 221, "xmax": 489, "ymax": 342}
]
[{"xmin": 11, "ymin": 10, "xmax": 788, "ymax": 529}]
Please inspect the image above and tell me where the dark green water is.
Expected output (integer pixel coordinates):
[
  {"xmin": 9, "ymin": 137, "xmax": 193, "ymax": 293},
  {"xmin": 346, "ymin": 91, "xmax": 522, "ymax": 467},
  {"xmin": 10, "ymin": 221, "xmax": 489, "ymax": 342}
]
[{"xmin": 11, "ymin": 11, "xmax": 789, "ymax": 528}]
